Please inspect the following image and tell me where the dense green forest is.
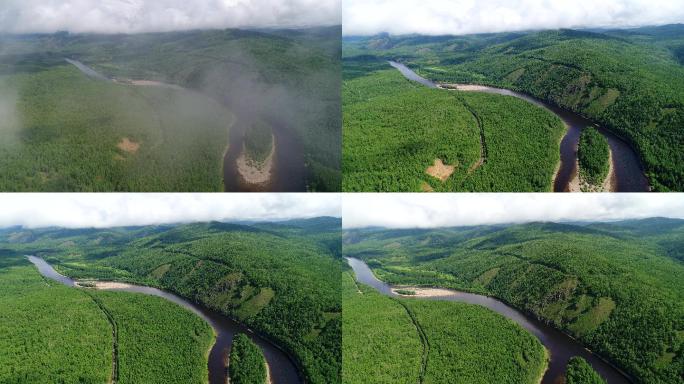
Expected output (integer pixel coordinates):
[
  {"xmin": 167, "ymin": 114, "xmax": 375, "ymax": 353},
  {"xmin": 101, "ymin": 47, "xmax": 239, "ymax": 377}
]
[
  {"xmin": 229, "ymin": 333, "xmax": 268, "ymax": 384},
  {"xmin": 343, "ymin": 218, "xmax": 684, "ymax": 383},
  {"xmin": 0, "ymin": 217, "xmax": 342, "ymax": 383},
  {"xmin": 342, "ymin": 271, "xmax": 547, "ymax": 383},
  {"xmin": 577, "ymin": 127, "xmax": 610, "ymax": 187},
  {"xmin": 0, "ymin": 26, "xmax": 341, "ymax": 191},
  {"xmin": 343, "ymin": 58, "xmax": 564, "ymax": 191},
  {"xmin": 0, "ymin": 65, "xmax": 231, "ymax": 191},
  {"xmin": 344, "ymin": 24, "xmax": 684, "ymax": 190},
  {"xmin": 245, "ymin": 120, "xmax": 274, "ymax": 166},
  {"xmin": 566, "ymin": 357, "xmax": 606, "ymax": 384},
  {"xmin": 0, "ymin": 252, "xmax": 214, "ymax": 383}
]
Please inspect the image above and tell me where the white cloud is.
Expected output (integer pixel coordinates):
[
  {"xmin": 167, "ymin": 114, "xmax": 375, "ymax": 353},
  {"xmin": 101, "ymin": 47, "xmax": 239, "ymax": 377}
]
[
  {"xmin": 342, "ymin": 193, "xmax": 684, "ymax": 228},
  {"xmin": 0, "ymin": 193, "xmax": 340, "ymax": 228},
  {"xmin": 343, "ymin": 0, "xmax": 684, "ymax": 36},
  {"xmin": 0, "ymin": 0, "xmax": 340, "ymax": 34}
]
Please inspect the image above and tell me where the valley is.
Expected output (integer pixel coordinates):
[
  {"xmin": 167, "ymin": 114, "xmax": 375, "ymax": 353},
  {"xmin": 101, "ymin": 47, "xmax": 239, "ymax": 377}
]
[
  {"xmin": 0, "ymin": 27, "xmax": 341, "ymax": 192},
  {"xmin": 0, "ymin": 217, "xmax": 343, "ymax": 384},
  {"xmin": 343, "ymin": 25, "xmax": 684, "ymax": 191},
  {"xmin": 343, "ymin": 218, "xmax": 684, "ymax": 383}
]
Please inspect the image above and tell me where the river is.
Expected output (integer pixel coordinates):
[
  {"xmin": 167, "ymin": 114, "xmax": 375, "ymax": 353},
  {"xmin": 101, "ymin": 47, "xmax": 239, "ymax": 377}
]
[
  {"xmin": 388, "ymin": 61, "xmax": 649, "ymax": 192},
  {"xmin": 64, "ymin": 58, "xmax": 306, "ymax": 192},
  {"xmin": 28, "ymin": 256, "xmax": 302, "ymax": 384},
  {"xmin": 346, "ymin": 257, "xmax": 632, "ymax": 384}
]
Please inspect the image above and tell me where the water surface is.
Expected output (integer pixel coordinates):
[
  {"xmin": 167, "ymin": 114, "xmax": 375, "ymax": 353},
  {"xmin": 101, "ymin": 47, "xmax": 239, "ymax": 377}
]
[
  {"xmin": 389, "ymin": 61, "xmax": 649, "ymax": 192},
  {"xmin": 28, "ymin": 256, "xmax": 302, "ymax": 384},
  {"xmin": 346, "ymin": 257, "xmax": 632, "ymax": 384}
]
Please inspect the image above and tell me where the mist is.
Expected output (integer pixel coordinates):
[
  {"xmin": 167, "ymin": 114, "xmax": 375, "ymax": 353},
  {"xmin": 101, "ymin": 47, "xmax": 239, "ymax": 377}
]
[
  {"xmin": 0, "ymin": 0, "xmax": 340, "ymax": 35},
  {"xmin": 343, "ymin": 193, "xmax": 684, "ymax": 228},
  {"xmin": 0, "ymin": 78, "xmax": 21, "ymax": 148},
  {"xmin": 343, "ymin": 0, "xmax": 684, "ymax": 36},
  {"xmin": 0, "ymin": 193, "xmax": 341, "ymax": 229}
]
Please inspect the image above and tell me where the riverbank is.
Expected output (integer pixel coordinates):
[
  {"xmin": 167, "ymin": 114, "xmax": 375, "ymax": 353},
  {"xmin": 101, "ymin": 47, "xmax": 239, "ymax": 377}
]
[
  {"xmin": 569, "ymin": 150, "xmax": 615, "ymax": 192},
  {"xmin": 236, "ymin": 135, "xmax": 276, "ymax": 185},
  {"xmin": 347, "ymin": 257, "xmax": 632, "ymax": 384}
]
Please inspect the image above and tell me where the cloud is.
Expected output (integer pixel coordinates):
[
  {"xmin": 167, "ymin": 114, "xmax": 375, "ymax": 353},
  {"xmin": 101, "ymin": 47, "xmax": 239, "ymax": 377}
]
[
  {"xmin": 0, "ymin": 193, "xmax": 341, "ymax": 228},
  {"xmin": 343, "ymin": 0, "xmax": 684, "ymax": 36},
  {"xmin": 0, "ymin": 0, "xmax": 340, "ymax": 34},
  {"xmin": 342, "ymin": 193, "xmax": 684, "ymax": 228}
]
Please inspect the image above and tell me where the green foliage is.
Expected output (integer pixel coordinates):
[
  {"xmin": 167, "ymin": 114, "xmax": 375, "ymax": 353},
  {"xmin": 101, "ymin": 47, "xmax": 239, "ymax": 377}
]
[
  {"xmin": 0, "ymin": 65, "xmax": 231, "ymax": 191},
  {"xmin": 0, "ymin": 27, "xmax": 341, "ymax": 191},
  {"xmin": 0, "ymin": 253, "xmax": 213, "ymax": 384},
  {"xmin": 409, "ymin": 300, "xmax": 547, "ymax": 384},
  {"xmin": 344, "ymin": 219, "xmax": 684, "ymax": 384},
  {"xmin": 342, "ymin": 271, "xmax": 547, "ymax": 384},
  {"xmin": 342, "ymin": 59, "xmax": 564, "ymax": 191},
  {"xmin": 245, "ymin": 120, "xmax": 274, "ymax": 165},
  {"xmin": 566, "ymin": 357, "xmax": 606, "ymax": 384},
  {"xmin": 229, "ymin": 333, "xmax": 268, "ymax": 384},
  {"xmin": 342, "ymin": 272, "xmax": 422, "ymax": 384},
  {"xmin": 0, "ymin": 217, "xmax": 342, "ymax": 384},
  {"xmin": 578, "ymin": 128, "xmax": 610, "ymax": 186},
  {"xmin": 91, "ymin": 290, "xmax": 214, "ymax": 384},
  {"xmin": 344, "ymin": 26, "xmax": 684, "ymax": 190},
  {"xmin": 0, "ymin": 258, "xmax": 112, "ymax": 383}
]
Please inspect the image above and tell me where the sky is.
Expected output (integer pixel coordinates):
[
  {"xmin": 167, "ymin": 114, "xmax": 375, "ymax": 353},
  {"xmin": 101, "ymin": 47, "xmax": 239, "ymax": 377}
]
[
  {"xmin": 343, "ymin": 193, "xmax": 684, "ymax": 228},
  {"xmin": 0, "ymin": 193, "xmax": 340, "ymax": 229},
  {"xmin": 0, "ymin": 0, "xmax": 340, "ymax": 34},
  {"xmin": 343, "ymin": 0, "xmax": 684, "ymax": 36}
]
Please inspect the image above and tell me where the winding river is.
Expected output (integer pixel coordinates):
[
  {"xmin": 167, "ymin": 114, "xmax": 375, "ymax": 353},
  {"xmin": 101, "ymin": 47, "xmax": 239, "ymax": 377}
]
[
  {"xmin": 64, "ymin": 58, "xmax": 306, "ymax": 192},
  {"xmin": 346, "ymin": 257, "xmax": 632, "ymax": 384},
  {"xmin": 28, "ymin": 256, "xmax": 302, "ymax": 384},
  {"xmin": 388, "ymin": 61, "xmax": 649, "ymax": 192}
]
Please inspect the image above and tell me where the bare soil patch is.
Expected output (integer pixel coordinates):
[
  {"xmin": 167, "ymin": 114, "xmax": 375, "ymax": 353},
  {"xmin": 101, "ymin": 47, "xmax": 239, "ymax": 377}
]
[
  {"xmin": 117, "ymin": 138, "xmax": 140, "ymax": 154},
  {"xmin": 392, "ymin": 286, "xmax": 455, "ymax": 297},
  {"xmin": 426, "ymin": 158, "xmax": 455, "ymax": 181},
  {"xmin": 236, "ymin": 138, "xmax": 275, "ymax": 185}
]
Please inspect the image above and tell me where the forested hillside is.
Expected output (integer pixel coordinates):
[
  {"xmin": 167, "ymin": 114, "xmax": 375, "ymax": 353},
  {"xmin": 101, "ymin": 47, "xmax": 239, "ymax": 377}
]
[
  {"xmin": 344, "ymin": 25, "xmax": 684, "ymax": 191},
  {"xmin": 0, "ymin": 217, "xmax": 342, "ymax": 384},
  {"xmin": 343, "ymin": 58, "xmax": 564, "ymax": 191},
  {"xmin": 0, "ymin": 252, "xmax": 214, "ymax": 383},
  {"xmin": 343, "ymin": 218, "xmax": 684, "ymax": 383},
  {"xmin": 0, "ymin": 26, "xmax": 341, "ymax": 191},
  {"xmin": 342, "ymin": 271, "xmax": 547, "ymax": 383}
]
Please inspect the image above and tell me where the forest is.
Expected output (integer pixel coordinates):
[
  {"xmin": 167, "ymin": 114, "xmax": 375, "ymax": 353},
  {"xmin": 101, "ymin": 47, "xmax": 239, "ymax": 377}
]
[
  {"xmin": 343, "ymin": 218, "xmax": 684, "ymax": 383},
  {"xmin": 577, "ymin": 127, "xmax": 610, "ymax": 187},
  {"xmin": 342, "ymin": 271, "xmax": 547, "ymax": 383},
  {"xmin": 566, "ymin": 357, "xmax": 606, "ymax": 384},
  {"xmin": 0, "ymin": 217, "xmax": 342, "ymax": 384},
  {"xmin": 344, "ymin": 24, "xmax": 684, "ymax": 191},
  {"xmin": 0, "ymin": 26, "xmax": 341, "ymax": 191},
  {"xmin": 343, "ymin": 58, "xmax": 564, "ymax": 191},
  {"xmin": 0, "ymin": 251, "xmax": 214, "ymax": 383},
  {"xmin": 245, "ymin": 120, "xmax": 274, "ymax": 166},
  {"xmin": 229, "ymin": 333, "xmax": 268, "ymax": 384}
]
